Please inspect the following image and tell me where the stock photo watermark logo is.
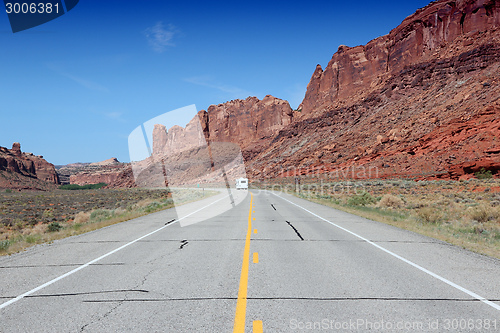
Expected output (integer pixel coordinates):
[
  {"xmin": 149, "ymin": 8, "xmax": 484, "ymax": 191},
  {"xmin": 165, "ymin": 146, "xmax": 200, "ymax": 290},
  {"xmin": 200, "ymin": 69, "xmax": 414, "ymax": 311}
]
[
  {"xmin": 128, "ymin": 105, "xmax": 248, "ymax": 227},
  {"xmin": 3, "ymin": 0, "xmax": 79, "ymax": 33}
]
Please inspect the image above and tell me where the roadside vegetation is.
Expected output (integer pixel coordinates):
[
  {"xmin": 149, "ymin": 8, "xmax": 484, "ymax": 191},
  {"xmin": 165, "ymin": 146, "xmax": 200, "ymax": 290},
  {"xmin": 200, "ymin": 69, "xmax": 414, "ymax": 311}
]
[
  {"xmin": 58, "ymin": 182, "xmax": 107, "ymax": 190},
  {"xmin": 0, "ymin": 188, "xmax": 216, "ymax": 255},
  {"xmin": 256, "ymin": 178, "xmax": 500, "ymax": 259}
]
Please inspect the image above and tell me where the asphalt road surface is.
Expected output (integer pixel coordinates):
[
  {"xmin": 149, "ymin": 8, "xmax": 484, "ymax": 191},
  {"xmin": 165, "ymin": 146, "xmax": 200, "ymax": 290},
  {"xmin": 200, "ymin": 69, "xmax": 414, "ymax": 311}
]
[{"xmin": 1, "ymin": 190, "xmax": 500, "ymax": 332}]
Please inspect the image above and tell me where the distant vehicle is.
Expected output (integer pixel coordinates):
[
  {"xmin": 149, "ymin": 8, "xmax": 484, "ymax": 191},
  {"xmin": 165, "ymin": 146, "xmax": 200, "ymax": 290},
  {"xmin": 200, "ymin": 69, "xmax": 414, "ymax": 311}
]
[{"xmin": 235, "ymin": 177, "xmax": 248, "ymax": 190}]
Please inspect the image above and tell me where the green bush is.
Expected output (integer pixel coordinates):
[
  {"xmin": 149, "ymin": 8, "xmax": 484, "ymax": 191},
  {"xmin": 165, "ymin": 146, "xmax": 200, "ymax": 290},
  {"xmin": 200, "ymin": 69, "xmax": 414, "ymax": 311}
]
[
  {"xmin": 347, "ymin": 191, "xmax": 377, "ymax": 206},
  {"xmin": 90, "ymin": 209, "xmax": 112, "ymax": 222},
  {"xmin": 475, "ymin": 168, "xmax": 493, "ymax": 180},
  {"xmin": 0, "ymin": 240, "xmax": 11, "ymax": 251},
  {"xmin": 25, "ymin": 234, "xmax": 40, "ymax": 244},
  {"xmin": 144, "ymin": 202, "xmax": 162, "ymax": 213},
  {"xmin": 47, "ymin": 222, "xmax": 63, "ymax": 232},
  {"xmin": 5, "ymin": 189, "xmax": 12, "ymax": 193},
  {"xmin": 59, "ymin": 183, "xmax": 107, "ymax": 190}
]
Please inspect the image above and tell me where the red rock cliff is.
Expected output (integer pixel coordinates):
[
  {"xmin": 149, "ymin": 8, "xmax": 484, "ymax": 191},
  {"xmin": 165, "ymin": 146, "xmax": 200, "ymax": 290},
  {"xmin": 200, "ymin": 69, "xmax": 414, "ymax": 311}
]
[
  {"xmin": 151, "ymin": 95, "xmax": 293, "ymax": 154},
  {"xmin": 299, "ymin": 0, "xmax": 500, "ymax": 115},
  {"xmin": 200, "ymin": 95, "xmax": 294, "ymax": 148},
  {"xmin": 0, "ymin": 142, "xmax": 59, "ymax": 189}
]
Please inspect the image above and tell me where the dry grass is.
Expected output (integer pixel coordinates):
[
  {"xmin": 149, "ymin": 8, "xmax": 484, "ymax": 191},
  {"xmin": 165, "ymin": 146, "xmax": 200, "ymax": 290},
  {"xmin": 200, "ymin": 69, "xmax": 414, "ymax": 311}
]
[
  {"xmin": 417, "ymin": 207, "xmax": 442, "ymax": 224},
  {"xmin": 468, "ymin": 204, "xmax": 499, "ymax": 223},
  {"xmin": 0, "ymin": 188, "xmax": 217, "ymax": 256},
  {"xmin": 378, "ymin": 194, "xmax": 404, "ymax": 209},
  {"xmin": 258, "ymin": 178, "xmax": 500, "ymax": 259},
  {"xmin": 73, "ymin": 211, "xmax": 90, "ymax": 224}
]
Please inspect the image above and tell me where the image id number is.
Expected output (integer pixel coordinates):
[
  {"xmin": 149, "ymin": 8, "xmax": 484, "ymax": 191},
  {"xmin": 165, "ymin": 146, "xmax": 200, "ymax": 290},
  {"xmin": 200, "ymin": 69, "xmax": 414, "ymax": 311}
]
[{"xmin": 5, "ymin": 2, "xmax": 59, "ymax": 14}]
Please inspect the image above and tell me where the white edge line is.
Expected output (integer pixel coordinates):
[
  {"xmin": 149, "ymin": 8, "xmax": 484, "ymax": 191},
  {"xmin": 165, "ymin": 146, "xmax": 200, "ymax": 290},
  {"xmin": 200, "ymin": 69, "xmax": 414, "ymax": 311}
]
[
  {"xmin": 270, "ymin": 191, "xmax": 500, "ymax": 312},
  {"xmin": 0, "ymin": 194, "xmax": 230, "ymax": 310}
]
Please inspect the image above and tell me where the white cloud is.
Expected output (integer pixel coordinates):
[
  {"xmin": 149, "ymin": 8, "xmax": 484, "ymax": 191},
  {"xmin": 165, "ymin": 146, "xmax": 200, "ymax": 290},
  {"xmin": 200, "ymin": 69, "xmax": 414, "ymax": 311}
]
[
  {"xmin": 62, "ymin": 73, "xmax": 110, "ymax": 93},
  {"xmin": 47, "ymin": 63, "xmax": 109, "ymax": 93},
  {"xmin": 145, "ymin": 22, "xmax": 178, "ymax": 52},
  {"xmin": 184, "ymin": 76, "xmax": 254, "ymax": 98},
  {"xmin": 105, "ymin": 111, "xmax": 126, "ymax": 122}
]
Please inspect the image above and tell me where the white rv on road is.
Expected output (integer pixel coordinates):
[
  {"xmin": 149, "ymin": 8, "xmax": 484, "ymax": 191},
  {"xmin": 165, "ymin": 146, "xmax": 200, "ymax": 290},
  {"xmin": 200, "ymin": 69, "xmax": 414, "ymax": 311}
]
[{"xmin": 235, "ymin": 178, "xmax": 248, "ymax": 190}]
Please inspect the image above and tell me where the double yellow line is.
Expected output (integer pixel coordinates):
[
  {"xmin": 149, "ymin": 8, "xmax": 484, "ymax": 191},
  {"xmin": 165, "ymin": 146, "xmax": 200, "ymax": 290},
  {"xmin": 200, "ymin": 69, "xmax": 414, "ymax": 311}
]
[{"xmin": 233, "ymin": 193, "xmax": 261, "ymax": 332}]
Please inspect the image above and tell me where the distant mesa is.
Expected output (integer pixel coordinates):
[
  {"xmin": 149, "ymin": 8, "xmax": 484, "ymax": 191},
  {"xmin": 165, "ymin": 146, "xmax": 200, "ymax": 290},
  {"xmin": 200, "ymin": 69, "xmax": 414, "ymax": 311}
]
[
  {"xmin": 90, "ymin": 157, "xmax": 121, "ymax": 166},
  {"xmin": 57, "ymin": 157, "xmax": 134, "ymax": 189}
]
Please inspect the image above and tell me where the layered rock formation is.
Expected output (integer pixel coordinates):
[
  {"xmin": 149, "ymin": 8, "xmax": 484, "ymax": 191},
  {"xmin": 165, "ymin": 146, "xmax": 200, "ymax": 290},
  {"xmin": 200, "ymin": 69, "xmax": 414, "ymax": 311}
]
[
  {"xmin": 0, "ymin": 143, "xmax": 59, "ymax": 190},
  {"xmin": 65, "ymin": 158, "xmax": 136, "ymax": 188},
  {"xmin": 200, "ymin": 95, "xmax": 294, "ymax": 149},
  {"xmin": 299, "ymin": 0, "xmax": 500, "ymax": 116}
]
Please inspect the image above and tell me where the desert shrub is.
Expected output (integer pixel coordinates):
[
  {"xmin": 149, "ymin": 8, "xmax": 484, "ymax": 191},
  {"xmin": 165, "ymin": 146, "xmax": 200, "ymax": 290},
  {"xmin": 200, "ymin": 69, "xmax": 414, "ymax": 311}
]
[
  {"xmin": 0, "ymin": 240, "xmax": 11, "ymax": 251},
  {"xmin": 59, "ymin": 183, "xmax": 107, "ymax": 190},
  {"xmin": 469, "ymin": 205, "xmax": 498, "ymax": 223},
  {"xmin": 5, "ymin": 189, "xmax": 12, "ymax": 193},
  {"xmin": 90, "ymin": 209, "xmax": 112, "ymax": 222},
  {"xmin": 25, "ymin": 234, "xmax": 40, "ymax": 243},
  {"xmin": 112, "ymin": 208, "xmax": 126, "ymax": 216},
  {"xmin": 47, "ymin": 222, "xmax": 62, "ymax": 232},
  {"xmin": 144, "ymin": 201, "xmax": 162, "ymax": 213},
  {"xmin": 74, "ymin": 211, "xmax": 90, "ymax": 224},
  {"xmin": 417, "ymin": 207, "xmax": 442, "ymax": 224},
  {"xmin": 14, "ymin": 220, "xmax": 24, "ymax": 231},
  {"xmin": 378, "ymin": 194, "xmax": 404, "ymax": 209},
  {"xmin": 42, "ymin": 209, "xmax": 54, "ymax": 218},
  {"xmin": 347, "ymin": 191, "xmax": 377, "ymax": 206},
  {"xmin": 475, "ymin": 168, "xmax": 493, "ymax": 180}
]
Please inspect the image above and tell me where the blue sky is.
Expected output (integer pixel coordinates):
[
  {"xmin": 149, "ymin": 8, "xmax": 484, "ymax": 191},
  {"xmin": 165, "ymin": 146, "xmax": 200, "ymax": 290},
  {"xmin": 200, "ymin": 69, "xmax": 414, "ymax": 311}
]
[{"xmin": 0, "ymin": 0, "xmax": 430, "ymax": 165}]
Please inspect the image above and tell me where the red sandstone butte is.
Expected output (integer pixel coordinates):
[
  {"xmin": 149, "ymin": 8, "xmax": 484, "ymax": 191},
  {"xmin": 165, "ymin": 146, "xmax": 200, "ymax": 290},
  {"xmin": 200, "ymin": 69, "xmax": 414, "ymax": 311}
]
[{"xmin": 0, "ymin": 142, "xmax": 59, "ymax": 190}]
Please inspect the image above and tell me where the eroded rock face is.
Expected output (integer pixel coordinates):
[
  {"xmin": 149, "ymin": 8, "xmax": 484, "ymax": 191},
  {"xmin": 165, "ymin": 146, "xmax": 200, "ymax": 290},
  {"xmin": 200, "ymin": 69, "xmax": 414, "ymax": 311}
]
[
  {"xmin": 148, "ymin": 95, "xmax": 293, "ymax": 158},
  {"xmin": 0, "ymin": 143, "xmax": 59, "ymax": 190},
  {"xmin": 201, "ymin": 95, "xmax": 294, "ymax": 149},
  {"xmin": 299, "ymin": 0, "xmax": 500, "ymax": 115},
  {"xmin": 69, "ymin": 165, "xmax": 130, "ymax": 187},
  {"xmin": 66, "ymin": 158, "xmax": 136, "ymax": 188}
]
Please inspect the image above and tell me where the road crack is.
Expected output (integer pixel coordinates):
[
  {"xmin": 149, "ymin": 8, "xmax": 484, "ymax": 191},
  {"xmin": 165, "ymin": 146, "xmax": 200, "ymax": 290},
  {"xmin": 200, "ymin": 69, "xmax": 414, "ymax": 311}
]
[{"xmin": 285, "ymin": 220, "xmax": 304, "ymax": 240}]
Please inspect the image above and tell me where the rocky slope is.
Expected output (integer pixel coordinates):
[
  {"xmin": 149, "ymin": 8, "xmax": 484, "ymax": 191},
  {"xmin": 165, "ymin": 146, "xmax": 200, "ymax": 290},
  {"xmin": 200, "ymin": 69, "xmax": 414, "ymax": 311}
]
[{"xmin": 0, "ymin": 143, "xmax": 60, "ymax": 190}]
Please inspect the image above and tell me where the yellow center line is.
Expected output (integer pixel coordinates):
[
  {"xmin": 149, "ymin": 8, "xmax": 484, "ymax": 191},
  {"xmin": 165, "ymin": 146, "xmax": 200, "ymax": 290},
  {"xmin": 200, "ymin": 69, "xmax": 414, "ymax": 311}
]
[
  {"xmin": 254, "ymin": 229, "xmax": 257, "ymax": 234},
  {"xmin": 233, "ymin": 193, "xmax": 253, "ymax": 333},
  {"xmin": 253, "ymin": 320, "xmax": 263, "ymax": 333},
  {"xmin": 253, "ymin": 252, "xmax": 259, "ymax": 264}
]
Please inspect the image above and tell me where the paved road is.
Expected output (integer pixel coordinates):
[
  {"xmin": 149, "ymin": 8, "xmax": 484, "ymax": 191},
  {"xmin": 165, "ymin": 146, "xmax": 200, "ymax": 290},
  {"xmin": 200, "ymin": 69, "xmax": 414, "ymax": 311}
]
[{"xmin": 1, "ymin": 190, "xmax": 500, "ymax": 332}]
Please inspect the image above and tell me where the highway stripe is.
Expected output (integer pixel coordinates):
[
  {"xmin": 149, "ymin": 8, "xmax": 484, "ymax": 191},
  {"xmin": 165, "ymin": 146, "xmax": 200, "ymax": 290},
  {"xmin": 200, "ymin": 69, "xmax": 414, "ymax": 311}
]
[
  {"xmin": 253, "ymin": 320, "xmax": 263, "ymax": 332},
  {"xmin": 233, "ymin": 193, "xmax": 253, "ymax": 332},
  {"xmin": 253, "ymin": 252, "xmax": 259, "ymax": 264},
  {"xmin": 272, "ymin": 192, "xmax": 500, "ymax": 312},
  {"xmin": 0, "ymin": 194, "xmax": 231, "ymax": 310}
]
